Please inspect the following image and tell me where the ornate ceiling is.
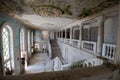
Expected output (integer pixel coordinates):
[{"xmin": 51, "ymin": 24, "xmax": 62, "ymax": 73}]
[
  {"xmin": 33, "ymin": 6, "xmax": 63, "ymax": 17},
  {"xmin": 0, "ymin": 0, "xmax": 119, "ymax": 30}
]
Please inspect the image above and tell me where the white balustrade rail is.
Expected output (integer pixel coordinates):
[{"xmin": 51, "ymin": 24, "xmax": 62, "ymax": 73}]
[
  {"xmin": 83, "ymin": 58, "xmax": 103, "ymax": 67},
  {"xmin": 82, "ymin": 41, "xmax": 97, "ymax": 54},
  {"xmin": 65, "ymin": 39, "xmax": 70, "ymax": 44},
  {"xmin": 57, "ymin": 38, "xmax": 60, "ymax": 41},
  {"xmin": 102, "ymin": 43, "xmax": 116, "ymax": 60},
  {"xmin": 72, "ymin": 39, "xmax": 80, "ymax": 47},
  {"xmin": 58, "ymin": 38, "xmax": 64, "ymax": 42},
  {"xmin": 53, "ymin": 57, "xmax": 62, "ymax": 71}
]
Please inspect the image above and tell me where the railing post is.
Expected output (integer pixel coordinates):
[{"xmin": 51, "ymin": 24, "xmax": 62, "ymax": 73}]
[
  {"xmin": 70, "ymin": 27, "xmax": 73, "ymax": 45},
  {"xmin": 79, "ymin": 24, "xmax": 83, "ymax": 49},
  {"xmin": 61, "ymin": 30, "xmax": 63, "ymax": 39},
  {"xmin": 65, "ymin": 29, "xmax": 67, "ymax": 39},
  {"xmin": 97, "ymin": 16, "xmax": 105, "ymax": 56}
]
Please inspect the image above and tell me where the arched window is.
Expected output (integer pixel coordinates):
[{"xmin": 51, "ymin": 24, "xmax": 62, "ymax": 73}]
[
  {"xmin": 20, "ymin": 28, "xmax": 25, "ymax": 53},
  {"xmin": 66, "ymin": 28, "xmax": 70, "ymax": 39},
  {"xmin": 31, "ymin": 30, "xmax": 34, "ymax": 53},
  {"xmin": 72, "ymin": 26, "xmax": 80, "ymax": 40},
  {"xmin": 1, "ymin": 24, "xmax": 14, "ymax": 75},
  {"xmin": 20, "ymin": 28, "xmax": 27, "ymax": 70},
  {"xmin": 27, "ymin": 30, "xmax": 31, "ymax": 58}
]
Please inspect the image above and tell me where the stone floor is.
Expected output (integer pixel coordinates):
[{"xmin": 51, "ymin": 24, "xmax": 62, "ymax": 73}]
[{"xmin": 25, "ymin": 53, "xmax": 53, "ymax": 74}]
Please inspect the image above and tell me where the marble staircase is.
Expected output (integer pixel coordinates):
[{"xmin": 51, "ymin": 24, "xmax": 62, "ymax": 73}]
[{"xmin": 50, "ymin": 40, "xmax": 67, "ymax": 64}]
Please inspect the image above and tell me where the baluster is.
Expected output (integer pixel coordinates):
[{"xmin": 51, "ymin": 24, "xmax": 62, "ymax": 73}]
[
  {"xmin": 111, "ymin": 46, "xmax": 114, "ymax": 58},
  {"xmin": 89, "ymin": 44, "xmax": 92, "ymax": 50},
  {"xmin": 105, "ymin": 46, "xmax": 107, "ymax": 56},
  {"xmin": 90, "ymin": 43, "xmax": 91, "ymax": 50},
  {"xmin": 83, "ymin": 42, "xmax": 84, "ymax": 48},
  {"xmin": 90, "ymin": 44, "xmax": 92, "ymax": 50},
  {"xmin": 108, "ymin": 46, "xmax": 110, "ymax": 57},
  {"xmin": 88, "ymin": 43, "xmax": 90, "ymax": 50},
  {"xmin": 91, "ymin": 44, "xmax": 93, "ymax": 51},
  {"xmin": 85, "ymin": 43, "xmax": 87, "ymax": 49},
  {"xmin": 109, "ymin": 46, "xmax": 112, "ymax": 59},
  {"xmin": 89, "ymin": 43, "xmax": 90, "ymax": 50}
]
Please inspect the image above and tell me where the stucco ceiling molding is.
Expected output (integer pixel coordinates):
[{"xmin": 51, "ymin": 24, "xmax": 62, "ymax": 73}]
[{"xmin": 33, "ymin": 5, "xmax": 63, "ymax": 17}]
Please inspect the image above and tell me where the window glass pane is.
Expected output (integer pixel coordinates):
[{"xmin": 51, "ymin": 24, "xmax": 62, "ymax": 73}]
[
  {"xmin": 90, "ymin": 27, "xmax": 98, "ymax": 42},
  {"xmin": 2, "ymin": 28, "xmax": 10, "ymax": 61},
  {"xmin": 66, "ymin": 29, "xmax": 70, "ymax": 39},
  {"xmin": 82, "ymin": 29, "xmax": 89, "ymax": 41}
]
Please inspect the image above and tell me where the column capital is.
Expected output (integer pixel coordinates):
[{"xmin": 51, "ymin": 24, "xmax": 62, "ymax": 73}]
[{"xmin": 97, "ymin": 16, "xmax": 106, "ymax": 23}]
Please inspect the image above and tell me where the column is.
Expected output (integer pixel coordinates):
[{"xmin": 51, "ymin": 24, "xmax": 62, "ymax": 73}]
[
  {"xmin": 61, "ymin": 30, "xmax": 63, "ymax": 38},
  {"xmin": 97, "ymin": 16, "xmax": 105, "ymax": 56},
  {"xmin": 70, "ymin": 27, "xmax": 73, "ymax": 45},
  {"xmin": 58, "ymin": 31, "xmax": 59, "ymax": 38},
  {"xmin": 115, "ymin": 11, "xmax": 120, "ymax": 64},
  {"xmin": 60, "ymin": 31, "xmax": 61, "ymax": 38},
  {"xmin": 56, "ymin": 31, "xmax": 58, "ymax": 39},
  {"xmin": 65, "ymin": 29, "xmax": 67, "ymax": 39},
  {"xmin": 79, "ymin": 24, "xmax": 83, "ymax": 49},
  {"xmin": 72, "ymin": 27, "xmax": 75, "ymax": 39}
]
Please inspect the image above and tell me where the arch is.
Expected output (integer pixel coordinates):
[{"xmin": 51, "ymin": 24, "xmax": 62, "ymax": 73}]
[
  {"xmin": 93, "ymin": 61, "xmax": 95, "ymax": 66},
  {"xmin": 27, "ymin": 30, "xmax": 31, "ymax": 58},
  {"xmin": 20, "ymin": 27, "xmax": 27, "ymax": 71},
  {"xmin": 84, "ymin": 63, "xmax": 87, "ymax": 68},
  {"xmin": 0, "ymin": 22, "xmax": 14, "ymax": 75},
  {"xmin": 80, "ymin": 64, "xmax": 83, "ymax": 68},
  {"xmin": 20, "ymin": 28, "xmax": 25, "ymax": 53},
  {"xmin": 31, "ymin": 30, "xmax": 34, "ymax": 53},
  {"xmin": 88, "ymin": 62, "xmax": 92, "ymax": 67},
  {"xmin": 66, "ymin": 28, "xmax": 70, "ymax": 39},
  {"xmin": 72, "ymin": 25, "xmax": 80, "ymax": 40}
]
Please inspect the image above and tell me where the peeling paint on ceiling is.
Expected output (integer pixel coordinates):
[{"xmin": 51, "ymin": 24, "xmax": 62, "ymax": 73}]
[{"xmin": 0, "ymin": 0, "xmax": 119, "ymax": 31}]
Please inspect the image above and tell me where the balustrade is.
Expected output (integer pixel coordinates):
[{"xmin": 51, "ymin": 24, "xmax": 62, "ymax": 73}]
[
  {"xmin": 65, "ymin": 39, "xmax": 70, "ymax": 44},
  {"xmin": 72, "ymin": 39, "xmax": 79, "ymax": 47},
  {"xmin": 82, "ymin": 41, "xmax": 97, "ymax": 53},
  {"xmin": 102, "ymin": 43, "xmax": 116, "ymax": 60}
]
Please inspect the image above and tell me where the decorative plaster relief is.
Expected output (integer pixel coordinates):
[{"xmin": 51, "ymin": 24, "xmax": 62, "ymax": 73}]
[{"xmin": 33, "ymin": 6, "xmax": 63, "ymax": 17}]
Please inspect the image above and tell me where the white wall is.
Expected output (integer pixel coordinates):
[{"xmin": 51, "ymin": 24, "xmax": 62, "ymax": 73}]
[
  {"xmin": 57, "ymin": 41, "xmax": 95, "ymax": 63},
  {"xmin": 104, "ymin": 14, "xmax": 118, "ymax": 44}
]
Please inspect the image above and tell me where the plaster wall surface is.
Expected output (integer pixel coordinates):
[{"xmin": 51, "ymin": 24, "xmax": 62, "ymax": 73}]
[
  {"xmin": 57, "ymin": 41, "xmax": 95, "ymax": 63},
  {"xmin": 0, "ymin": 14, "xmax": 32, "ymax": 75},
  {"xmin": 104, "ymin": 13, "xmax": 118, "ymax": 44}
]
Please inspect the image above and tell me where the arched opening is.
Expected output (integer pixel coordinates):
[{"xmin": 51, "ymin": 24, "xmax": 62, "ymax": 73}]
[
  {"xmin": 63, "ymin": 30, "xmax": 65, "ymax": 38},
  {"xmin": 20, "ymin": 28, "xmax": 26, "ymax": 72},
  {"xmin": 66, "ymin": 28, "xmax": 70, "ymax": 39},
  {"xmin": 88, "ymin": 62, "xmax": 92, "ymax": 67},
  {"xmin": 27, "ymin": 30, "xmax": 31, "ymax": 61},
  {"xmin": 31, "ymin": 31, "xmax": 34, "ymax": 55},
  {"xmin": 72, "ymin": 25, "xmax": 80, "ymax": 40},
  {"xmin": 1, "ymin": 23, "xmax": 14, "ymax": 75}
]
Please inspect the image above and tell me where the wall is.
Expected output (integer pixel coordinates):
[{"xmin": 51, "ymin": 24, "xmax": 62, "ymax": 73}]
[
  {"xmin": 34, "ymin": 30, "xmax": 41, "ymax": 42},
  {"xmin": 42, "ymin": 31, "xmax": 49, "ymax": 40},
  {"xmin": 104, "ymin": 13, "xmax": 119, "ymax": 44},
  {"xmin": 0, "ymin": 13, "xmax": 32, "ymax": 75},
  {"xmin": 57, "ymin": 41, "xmax": 95, "ymax": 63},
  {"xmin": 34, "ymin": 30, "xmax": 41, "ymax": 51}
]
